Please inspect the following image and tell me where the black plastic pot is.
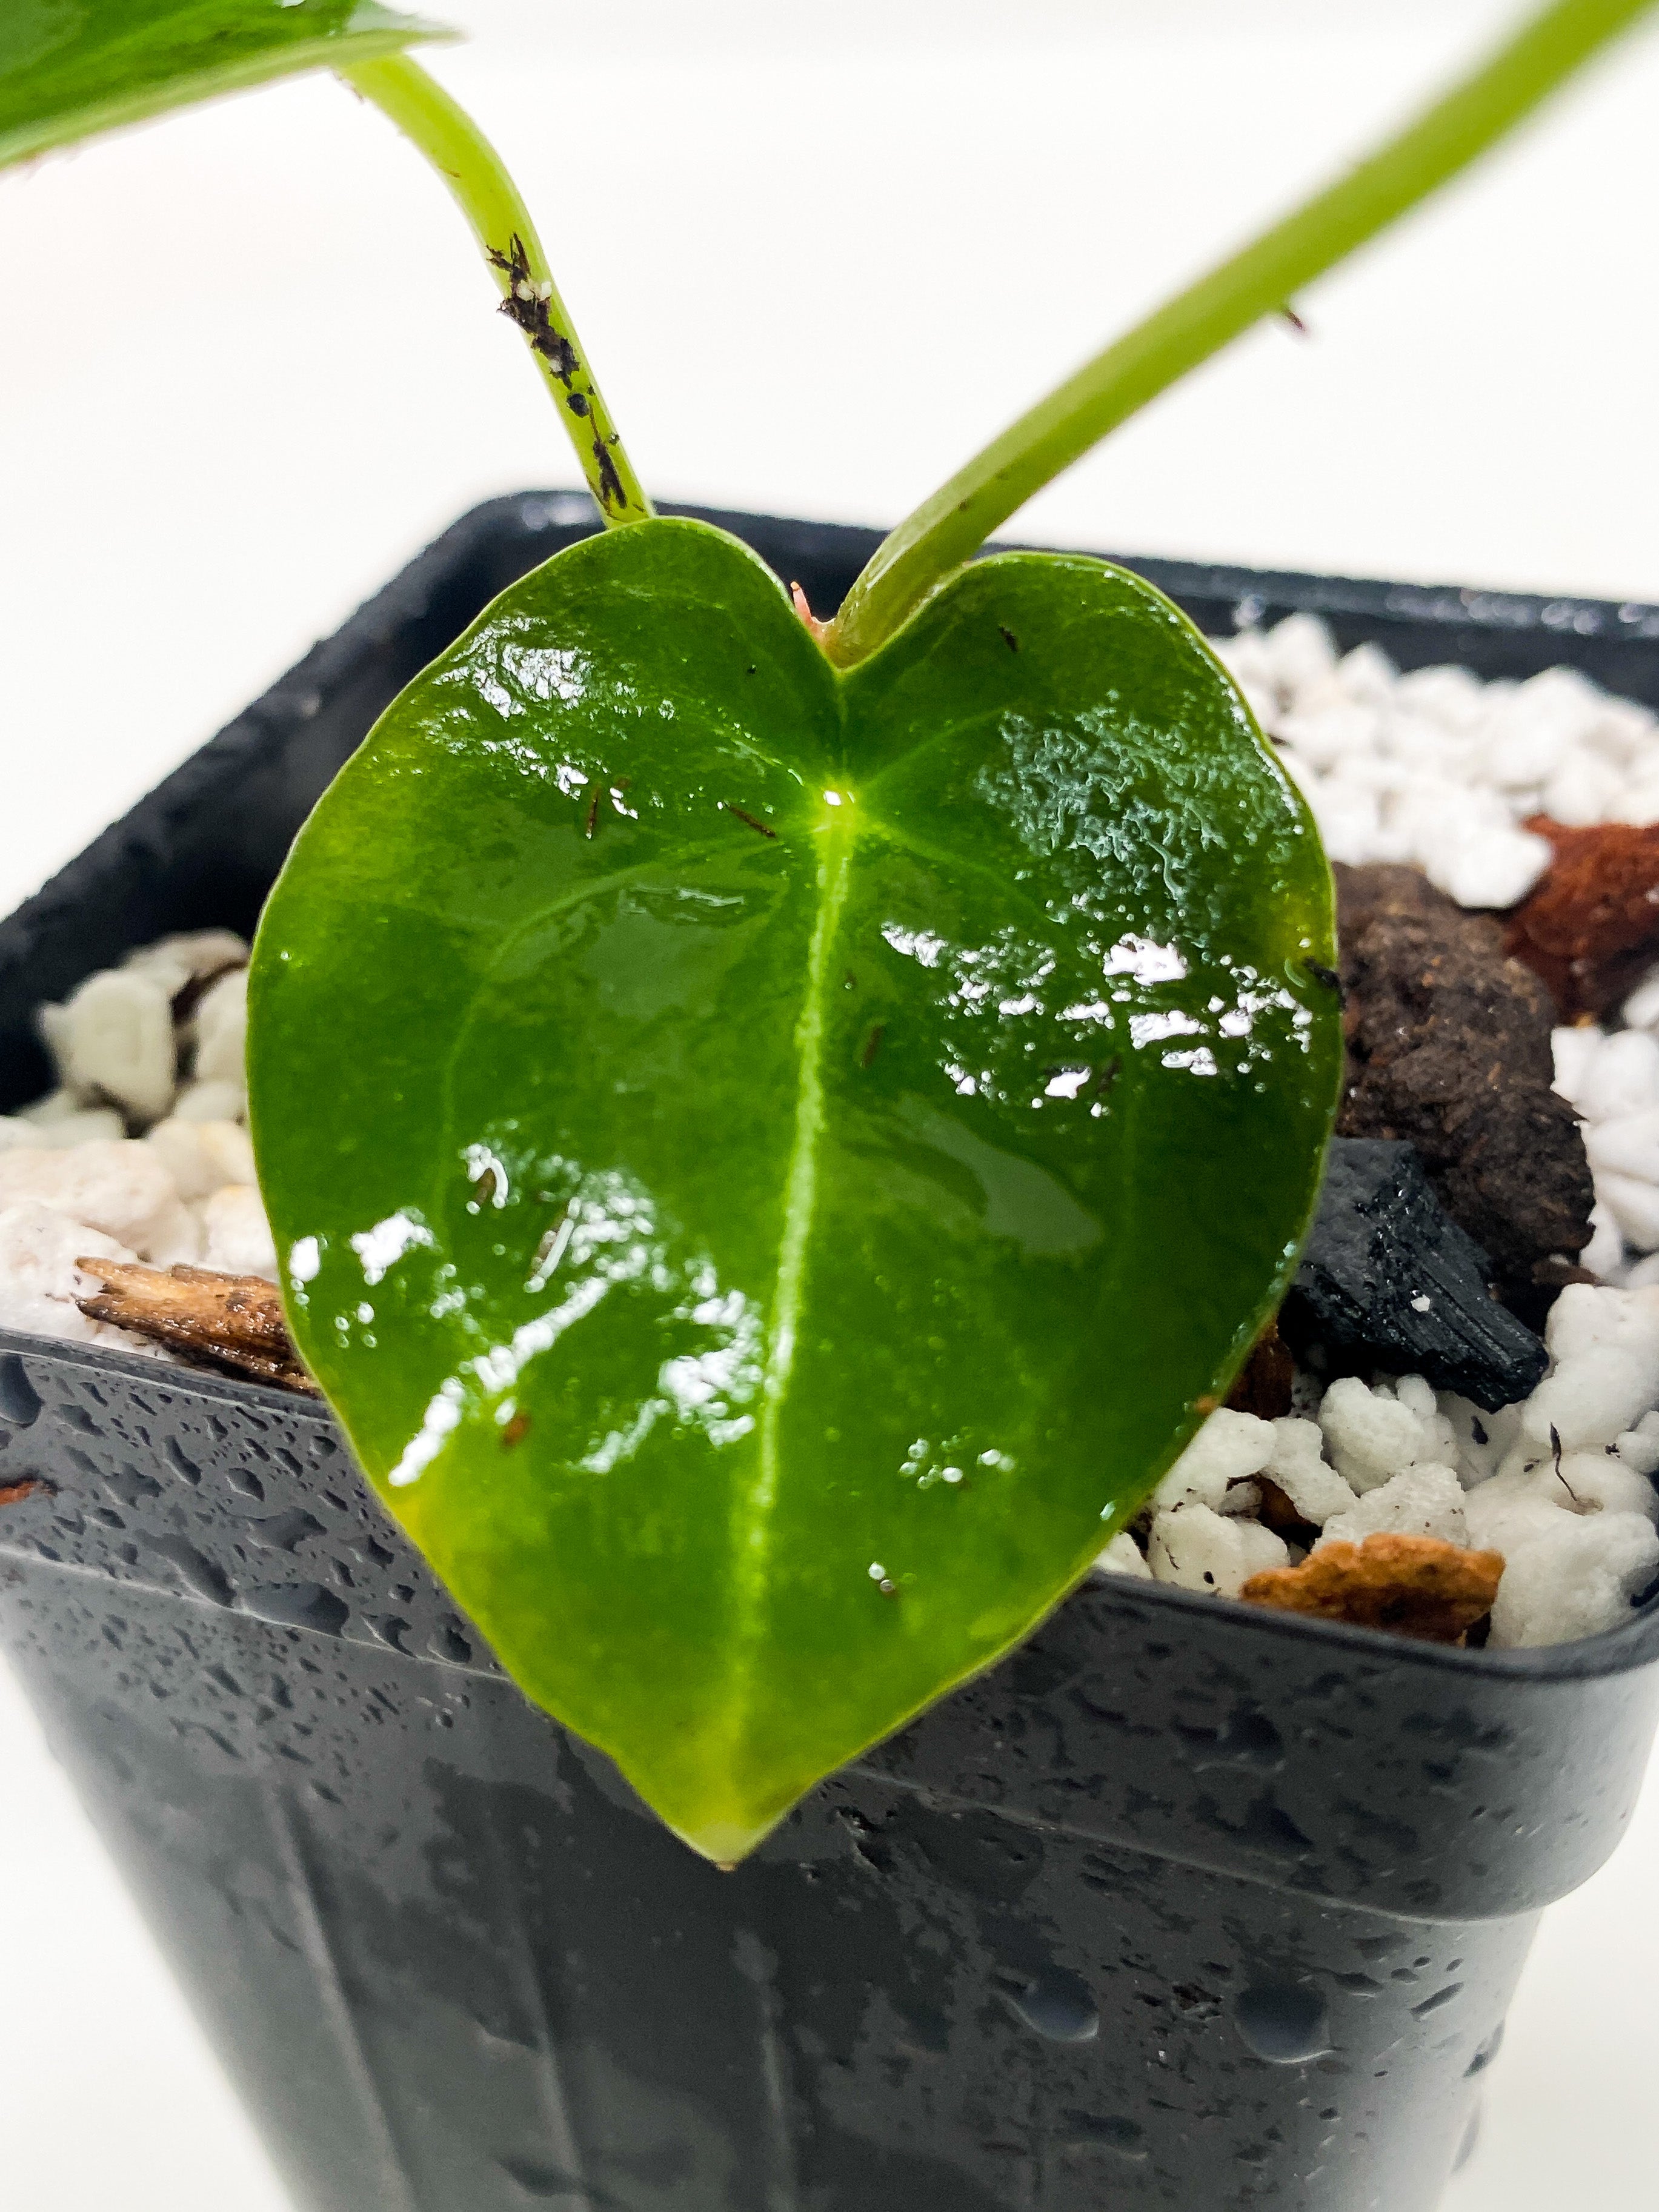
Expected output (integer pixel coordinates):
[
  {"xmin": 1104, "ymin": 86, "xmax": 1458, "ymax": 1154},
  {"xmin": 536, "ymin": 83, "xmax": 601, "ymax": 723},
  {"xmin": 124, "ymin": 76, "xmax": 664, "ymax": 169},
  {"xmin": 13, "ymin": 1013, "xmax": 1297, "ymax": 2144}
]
[{"xmin": 4, "ymin": 496, "xmax": 1659, "ymax": 2212}]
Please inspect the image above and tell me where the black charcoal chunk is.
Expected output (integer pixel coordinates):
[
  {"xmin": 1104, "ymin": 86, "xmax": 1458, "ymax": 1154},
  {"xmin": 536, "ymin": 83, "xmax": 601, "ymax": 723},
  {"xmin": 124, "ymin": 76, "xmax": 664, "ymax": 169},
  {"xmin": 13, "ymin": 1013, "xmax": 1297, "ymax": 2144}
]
[{"xmin": 1282, "ymin": 1137, "xmax": 1548, "ymax": 1413}]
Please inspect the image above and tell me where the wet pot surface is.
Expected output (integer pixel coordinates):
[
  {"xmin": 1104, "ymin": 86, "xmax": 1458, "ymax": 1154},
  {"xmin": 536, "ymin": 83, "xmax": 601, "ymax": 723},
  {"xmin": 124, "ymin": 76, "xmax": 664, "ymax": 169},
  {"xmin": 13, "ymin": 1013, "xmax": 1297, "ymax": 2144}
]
[{"xmin": 4, "ymin": 496, "xmax": 1659, "ymax": 2212}]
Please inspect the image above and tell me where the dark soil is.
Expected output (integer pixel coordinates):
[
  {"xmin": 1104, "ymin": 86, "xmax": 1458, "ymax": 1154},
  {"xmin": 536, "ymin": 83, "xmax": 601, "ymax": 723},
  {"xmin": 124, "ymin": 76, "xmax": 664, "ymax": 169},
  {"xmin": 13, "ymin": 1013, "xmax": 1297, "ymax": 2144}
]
[{"xmin": 1332, "ymin": 863, "xmax": 1595, "ymax": 1320}]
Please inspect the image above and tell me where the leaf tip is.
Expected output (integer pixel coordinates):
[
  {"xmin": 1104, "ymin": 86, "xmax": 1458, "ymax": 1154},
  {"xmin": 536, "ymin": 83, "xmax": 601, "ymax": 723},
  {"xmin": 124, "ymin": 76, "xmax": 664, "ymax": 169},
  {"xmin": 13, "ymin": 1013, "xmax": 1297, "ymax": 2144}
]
[{"xmin": 670, "ymin": 1808, "xmax": 782, "ymax": 1868}]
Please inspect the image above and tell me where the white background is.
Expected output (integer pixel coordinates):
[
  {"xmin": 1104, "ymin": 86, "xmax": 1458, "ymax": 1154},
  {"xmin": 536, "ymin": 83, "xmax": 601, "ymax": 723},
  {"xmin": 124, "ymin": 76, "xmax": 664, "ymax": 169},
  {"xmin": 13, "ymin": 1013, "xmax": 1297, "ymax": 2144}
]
[{"xmin": 4, "ymin": 3, "xmax": 1659, "ymax": 2205}]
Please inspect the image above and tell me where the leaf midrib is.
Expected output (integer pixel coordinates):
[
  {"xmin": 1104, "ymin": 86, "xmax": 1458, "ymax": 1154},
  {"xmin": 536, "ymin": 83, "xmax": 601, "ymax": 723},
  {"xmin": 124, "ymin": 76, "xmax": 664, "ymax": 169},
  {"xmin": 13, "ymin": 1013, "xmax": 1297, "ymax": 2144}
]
[{"xmin": 722, "ymin": 803, "xmax": 857, "ymax": 1752}]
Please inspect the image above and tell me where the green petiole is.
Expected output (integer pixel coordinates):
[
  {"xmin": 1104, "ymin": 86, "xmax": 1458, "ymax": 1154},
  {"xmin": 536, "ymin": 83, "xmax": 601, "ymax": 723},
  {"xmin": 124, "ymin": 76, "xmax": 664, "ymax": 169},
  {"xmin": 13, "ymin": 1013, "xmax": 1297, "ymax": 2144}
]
[
  {"xmin": 825, "ymin": 0, "xmax": 1657, "ymax": 668},
  {"xmin": 339, "ymin": 55, "xmax": 651, "ymax": 526}
]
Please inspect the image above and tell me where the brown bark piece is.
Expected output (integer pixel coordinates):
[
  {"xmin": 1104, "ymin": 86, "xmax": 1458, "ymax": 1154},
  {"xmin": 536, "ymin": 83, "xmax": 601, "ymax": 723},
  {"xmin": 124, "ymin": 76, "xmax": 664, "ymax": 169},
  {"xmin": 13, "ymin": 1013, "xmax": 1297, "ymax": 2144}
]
[
  {"xmin": 1333, "ymin": 862, "xmax": 1594, "ymax": 1311},
  {"xmin": 1238, "ymin": 1533, "xmax": 1504, "ymax": 1646},
  {"xmin": 76, "ymin": 1258, "xmax": 319, "ymax": 1395},
  {"xmin": 1225, "ymin": 1318, "xmax": 1296, "ymax": 1420},
  {"xmin": 1252, "ymin": 1475, "xmax": 1320, "ymax": 1549},
  {"xmin": 1503, "ymin": 817, "xmax": 1659, "ymax": 1020}
]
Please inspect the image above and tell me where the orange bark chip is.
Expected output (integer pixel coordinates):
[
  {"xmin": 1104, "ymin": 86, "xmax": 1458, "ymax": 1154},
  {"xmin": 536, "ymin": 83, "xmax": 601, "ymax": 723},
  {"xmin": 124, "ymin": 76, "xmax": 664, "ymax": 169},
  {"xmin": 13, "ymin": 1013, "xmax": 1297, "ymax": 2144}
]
[
  {"xmin": 1504, "ymin": 816, "xmax": 1659, "ymax": 1018},
  {"xmin": 1238, "ymin": 1533, "xmax": 1504, "ymax": 1646}
]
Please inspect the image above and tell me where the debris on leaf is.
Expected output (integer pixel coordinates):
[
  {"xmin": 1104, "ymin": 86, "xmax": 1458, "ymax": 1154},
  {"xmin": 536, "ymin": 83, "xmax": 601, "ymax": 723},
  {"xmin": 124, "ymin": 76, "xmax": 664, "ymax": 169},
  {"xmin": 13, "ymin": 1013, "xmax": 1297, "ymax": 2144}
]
[
  {"xmin": 1283, "ymin": 1136, "xmax": 1548, "ymax": 1411},
  {"xmin": 75, "ymin": 1258, "xmax": 318, "ymax": 1393},
  {"xmin": 1238, "ymin": 1531, "xmax": 1504, "ymax": 1644},
  {"xmin": 1334, "ymin": 862, "xmax": 1594, "ymax": 1312},
  {"xmin": 1504, "ymin": 817, "xmax": 1659, "ymax": 1020}
]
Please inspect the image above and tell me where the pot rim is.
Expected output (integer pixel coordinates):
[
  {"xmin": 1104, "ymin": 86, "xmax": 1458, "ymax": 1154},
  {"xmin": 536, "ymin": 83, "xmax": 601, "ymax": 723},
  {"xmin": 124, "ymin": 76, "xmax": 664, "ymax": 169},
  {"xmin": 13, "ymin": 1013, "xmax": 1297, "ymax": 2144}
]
[{"xmin": 7, "ymin": 1315, "xmax": 1656, "ymax": 1687}]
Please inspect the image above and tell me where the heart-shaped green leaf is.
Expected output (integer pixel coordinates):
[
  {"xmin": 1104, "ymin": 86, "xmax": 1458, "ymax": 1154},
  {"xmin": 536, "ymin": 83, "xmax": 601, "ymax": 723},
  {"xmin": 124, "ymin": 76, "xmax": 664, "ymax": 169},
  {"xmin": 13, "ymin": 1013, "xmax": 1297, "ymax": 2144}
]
[
  {"xmin": 247, "ymin": 517, "xmax": 1340, "ymax": 1861},
  {"xmin": 0, "ymin": 1, "xmax": 451, "ymax": 171}
]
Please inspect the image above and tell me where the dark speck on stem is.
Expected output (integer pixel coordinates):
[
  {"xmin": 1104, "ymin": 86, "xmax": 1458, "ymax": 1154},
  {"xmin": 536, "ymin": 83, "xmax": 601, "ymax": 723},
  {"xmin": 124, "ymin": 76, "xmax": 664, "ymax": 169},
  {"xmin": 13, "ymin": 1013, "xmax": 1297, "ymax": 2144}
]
[
  {"xmin": 723, "ymin": 803, "xmax": 777, "ymax": 839},
  {"xmin": 1305, "ymin": 961, "xmax": 1342, "ymax": 996},
  {"xmin": 500, "ymin": 1410, "xmax": 531, "ymax": 1449},
  {"xmin": 567, "ymin": 391, "xmax": 591, "ymax": 416},
  {"xmin": 1000, "ymin": 626, "xmax": 1020, "ymax": 653},
  {"xmin": 592, "ymin": 434, "xmax": 627, "ymax": 513},
  {"xmin": 584, "ymin": 789, "xmax": 602, "ymax": 839},
  {"xmin": 487, "ymin": 235, "xmax": 580, "ymax": 383},
  {"xmin": 860, "ymin": 1024, "xmax": 885, "ymax": 1069}
]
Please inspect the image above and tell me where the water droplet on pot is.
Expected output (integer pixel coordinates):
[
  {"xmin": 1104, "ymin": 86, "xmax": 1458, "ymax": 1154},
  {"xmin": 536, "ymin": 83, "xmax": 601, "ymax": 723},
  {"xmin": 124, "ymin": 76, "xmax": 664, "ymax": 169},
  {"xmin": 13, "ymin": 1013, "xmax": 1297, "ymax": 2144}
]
[
  {"xmin": 493, "ymin": 2154, "xmax": 588, "ymax": 2197},
  {"xmin": 0, "ymin": 1355, "xmax": 43, "ymax": 1427},
  {"xmin": 1234, "ymin": 1981, "xmax": 1330, "ymax": 2062},
  {"xmin": 145, "ymin": 1533, "xmax": 234, "ymax": 1607},
  {"xmin": 1060, "ymin": 2114, "xmax": 1145, "ymax": 2161},
  {"xmin": 163, "ymin": 1436, "xmax": 201, "ymax": 1487},
  {"xmin": 247, "ymin": 1582, "xmax": 350, "ymax": 1636},
  {"xmin": 1454, "ymin": 2099, "xmax": 1482, "ymax": 2171},
  {"xmin": 1008, "ymin": 1968, "xmax": 1099, "ymax": 2042}
]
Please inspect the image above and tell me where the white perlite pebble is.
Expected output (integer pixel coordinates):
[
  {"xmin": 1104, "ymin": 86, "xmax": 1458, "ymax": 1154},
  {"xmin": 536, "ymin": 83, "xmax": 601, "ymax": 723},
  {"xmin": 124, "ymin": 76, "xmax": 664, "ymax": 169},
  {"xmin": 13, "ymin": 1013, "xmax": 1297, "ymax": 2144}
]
[
  {"xmin": 1152, "ymin": 1407, "xmax": 1274, "ymax": 1512},
  {"xmin": 1437, "ymin": 1393, "xmax": 1523, "ymax": 1488},
  {"xmin": 0, "ymin": 1109, "xmax": 125, "ymax": 1151},
  {"xmin": 172, "ymin": 1077, "xmax": 247, "ymax": 1123},
  {"xmin": 1317, "ymin": 1374, "xmax": 1455, "ymax": 1493},
  {"xmin": 38, "ymin": 967, "xmax": 177, "ymax": 1126},
  {"xmin": 1595, "ymin": 1171, "xmax": 1659, "ymax": 1254},
  {"xmin": 1216, "ymin": 1480, "xmax": 1263, "ymax": 1519},
  {"xmin": 1095, "ymin": 1531, "xmax": 1153, "ymax": 1580},
  {"xmin": 1148, "ymin": 1504, "xmax": 1289, "ymax": 1597},
  {"xmin": 1523, "ymin": 1284, "xmax": 1659, "ymax": 1447},
  {"xmin": 1262, "ymin": 1416, "xmax": 1358, "ymax": 1525},
  {"xmin": 146, "ymin": 1118, "xmax": 256, "ymax": 1202},
  {"xmin": 1616, "ymin": 1413, "xmax": 1659, "ymax": 1476},
  {"xmin": 1318, "ymin": 1463, "xmax": 1469, "ymax": 1552},
  {"xmin": 0, "ymin": 1141, "xmax": 198, "ymax": 1265},
  {"xmin": 1580, "ymin": 1201, "xmax": 1626, "ymax": 1281},
  {"xmin": 1578, "ymin": 1028, "xmax": 1659, "ymax": 1123},
  {"xmin": 1217, "ymin": 612, "xmax": 1659, "ymax": 905},
  {"xmin": 1421, "ymin": 819, "xmax": 1553, "ymax": 913},
  {"xmin": 1543, "ymin": 964, "xmax": 1659, "ymax": 1288},
  {"xmin": 18, "ymin": 1088, "xmax": 86, "ymax": 1127},
  {"xmin": 1585, "ymin": 1111, "xmax": 1659, "ymax": 1184},
  {"xmin": 190, "ymin": 967, "xmax": 248, "ymax": 1086},
  {"xmin": 1488, "ymin": 1513, "xmax": 1659, "ymax": 1649},
  {"xmin": 1623, "ymin": 965, "xmax": 1659, "ymax": 1032},
  {"xmin": 1467, "ymin": 1444, "xmax": 1659, "ymax": 1545},
  {"xmin": 1550, "ymin": 1024, "xmax": 1601, "ymax": 1111},
  {"xmin": 199, "ymin": 1183, "xmax": 278, "ymax": 1279},
  {"xmin": 124, "ymin": 931, "xmax": 248, "ymax": 1000},
  {"xmin": 1221, "ymin": 606, "xmax": 1659, "ymax": 898},
  {"xmin": 0, "ymin": 1202, "xmax": 158, "ymax": 1354}
]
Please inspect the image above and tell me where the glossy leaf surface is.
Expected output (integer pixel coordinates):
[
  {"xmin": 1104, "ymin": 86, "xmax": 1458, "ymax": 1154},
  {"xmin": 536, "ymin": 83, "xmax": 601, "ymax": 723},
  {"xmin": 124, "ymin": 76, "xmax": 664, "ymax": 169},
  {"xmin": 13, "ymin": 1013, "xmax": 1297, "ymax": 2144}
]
[
  {"xmin": 0, "ymin": 0, "xmax": 449, "ymax": 170},
  {"xmin": 247, "ymin": 519, "xmax": 1340, "ymax": 1861}
]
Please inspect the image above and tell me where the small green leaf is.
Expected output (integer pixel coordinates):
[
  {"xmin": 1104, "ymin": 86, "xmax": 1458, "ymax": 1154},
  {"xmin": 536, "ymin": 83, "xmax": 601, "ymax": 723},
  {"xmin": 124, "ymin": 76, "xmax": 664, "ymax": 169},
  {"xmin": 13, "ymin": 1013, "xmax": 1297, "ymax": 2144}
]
[
  {"xmin": 0, "ymin": 0, "xmax": 453, "ymax": 171},
  {"xmin": 247, "ymin": 518, "xmax": 1340, "ymax": 1862}
]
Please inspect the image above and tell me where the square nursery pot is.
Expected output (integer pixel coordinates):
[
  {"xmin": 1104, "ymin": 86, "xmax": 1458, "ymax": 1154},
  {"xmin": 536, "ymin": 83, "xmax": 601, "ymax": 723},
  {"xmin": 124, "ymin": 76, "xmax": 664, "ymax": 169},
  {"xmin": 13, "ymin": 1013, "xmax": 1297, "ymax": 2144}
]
[{"xmin": 5, "ymin": 496, "xmax": 1659, "ymax": 2212}]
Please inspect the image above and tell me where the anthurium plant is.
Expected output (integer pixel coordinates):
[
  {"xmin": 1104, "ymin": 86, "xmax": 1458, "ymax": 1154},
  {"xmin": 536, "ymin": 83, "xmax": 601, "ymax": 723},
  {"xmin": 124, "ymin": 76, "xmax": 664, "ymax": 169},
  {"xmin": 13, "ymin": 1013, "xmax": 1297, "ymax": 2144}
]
[{"xmin": 4, "ymin": 0, "xmax": 1651, "ymax": 1861}]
